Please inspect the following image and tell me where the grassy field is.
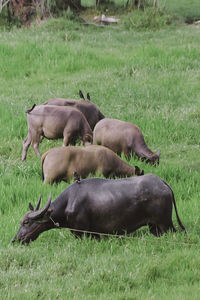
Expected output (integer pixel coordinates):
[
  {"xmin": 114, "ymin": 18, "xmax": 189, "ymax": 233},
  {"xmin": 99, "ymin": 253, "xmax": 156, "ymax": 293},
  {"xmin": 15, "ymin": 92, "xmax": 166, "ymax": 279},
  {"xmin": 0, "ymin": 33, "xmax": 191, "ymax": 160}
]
[
  {"xmin": 0, "ymin": 2, "xmax": 200, "ymax": 299},
  {"xmin": 166, "ymin": 0, "xmax": 200, "ymax": 22},
  {"xmin": 82, "ymin": 0, "xmax": 200, "ymax": 22}
]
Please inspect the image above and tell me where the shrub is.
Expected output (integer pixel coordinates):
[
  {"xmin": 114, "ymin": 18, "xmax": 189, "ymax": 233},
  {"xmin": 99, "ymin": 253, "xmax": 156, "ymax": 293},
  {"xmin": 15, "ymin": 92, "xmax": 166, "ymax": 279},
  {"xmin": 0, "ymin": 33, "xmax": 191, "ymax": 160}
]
[
  {"xmin": 124, "ymin": 7, "xmax": 174, "ymax": 31},
  {"xmin": 5, "ymin": 0, "xmax": 81, "ymax": 26}
]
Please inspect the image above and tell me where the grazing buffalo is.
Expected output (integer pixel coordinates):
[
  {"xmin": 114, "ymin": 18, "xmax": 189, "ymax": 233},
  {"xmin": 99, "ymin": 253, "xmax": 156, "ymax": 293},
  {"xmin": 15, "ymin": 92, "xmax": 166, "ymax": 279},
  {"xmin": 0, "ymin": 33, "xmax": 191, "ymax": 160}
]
[
  {"xmin": 12, "ymin": 174, "xmax": 186, "ymax": 244},
  {"xmin": 93, "ymin": 118, "xmax": 160, "ymax": 164},
  {"xmin": 41, "ymin": 145, "xmax": 144, "ymax": 184},
  {"xmin": 43, "ymin": 97, "xmax": 105, "ymax": 130},
  {"xmin": 22, "ymin": 105, "xmax": 93, "ymax": 161}
]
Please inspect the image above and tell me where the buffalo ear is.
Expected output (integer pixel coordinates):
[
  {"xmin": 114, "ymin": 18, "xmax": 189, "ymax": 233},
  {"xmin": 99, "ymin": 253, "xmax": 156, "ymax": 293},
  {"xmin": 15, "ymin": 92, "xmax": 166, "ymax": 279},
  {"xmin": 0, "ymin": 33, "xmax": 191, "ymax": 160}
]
[
  {"xmin": 135, "ymin": 166, "xmax": 141, "ymax": 176},
  {"xmin": 29, "ymin": 203, "xmax": 34, "ymax": 211},
  {"xmin": 135, "ymin": 166, "xmax": 144, "ymax": 176},
  {"xmin": 29, "ymin": 193, "xmax": 52, "ymax": 220}
]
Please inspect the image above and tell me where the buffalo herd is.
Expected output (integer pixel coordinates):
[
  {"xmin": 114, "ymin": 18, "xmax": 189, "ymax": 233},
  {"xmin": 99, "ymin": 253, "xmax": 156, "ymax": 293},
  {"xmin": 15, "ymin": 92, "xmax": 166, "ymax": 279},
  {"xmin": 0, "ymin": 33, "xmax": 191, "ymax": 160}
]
[{"xmin": 12, "ymin": 91, "xmax": 185, "ymax": 244}]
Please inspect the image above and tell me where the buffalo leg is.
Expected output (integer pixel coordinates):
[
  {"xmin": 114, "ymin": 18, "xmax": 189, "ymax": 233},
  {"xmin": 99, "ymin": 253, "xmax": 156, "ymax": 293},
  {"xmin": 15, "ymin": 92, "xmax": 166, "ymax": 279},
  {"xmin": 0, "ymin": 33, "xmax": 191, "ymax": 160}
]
[
  {"xmin": 22, "ymin": 133, "xmax": 31, "ymax": 161},
  {"xmin": 63, "ymin": 132, "xmax": 71, "ymax": 146},
  {"xmin": 149, "ymin": 223, "xmax": 161, "ymax": 236},
  {"xmin": 159, "ymin": 222, "xmax": 177, "ymax": 234},
  {"xmin": 31, "ymin": 130, "xmax": 42, "ymax": 157},
  {"xmin": 70, "ymin": 137, "xmax": 77, "ymax": 146},
  {"xmin": 124, "ymin": 148, "xmax": 131, "ymax": 161},
  {"xmin": 149, "ymin": 222, "xmax": 176, "ymax": 236},
  {"xmin": 32, "ymin": 143, "xmax": 41, "ymax": 157}
]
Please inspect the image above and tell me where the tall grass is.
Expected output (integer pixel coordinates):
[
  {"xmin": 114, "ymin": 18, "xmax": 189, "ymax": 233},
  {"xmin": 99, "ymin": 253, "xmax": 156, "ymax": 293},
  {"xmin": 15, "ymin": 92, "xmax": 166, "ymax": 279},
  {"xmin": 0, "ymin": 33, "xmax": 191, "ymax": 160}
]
[
  {"xmin": 124, "ymin": 7, "xmax": 174, "ymax": 31},
  {"xmin": 0, "ymin": 8, "xmax": 200, "ymax": 300},
  {"xmin": 166, "ymin": 0, "xmax": 200, "ymax": 23}
]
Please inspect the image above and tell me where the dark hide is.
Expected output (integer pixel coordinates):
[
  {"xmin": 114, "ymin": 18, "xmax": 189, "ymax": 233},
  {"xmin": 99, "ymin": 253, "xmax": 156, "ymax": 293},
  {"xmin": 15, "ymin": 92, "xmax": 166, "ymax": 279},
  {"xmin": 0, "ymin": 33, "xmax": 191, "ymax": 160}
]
[{"xmin": 12, "ymin": 174, "xmax": 185, "ymax": 244}]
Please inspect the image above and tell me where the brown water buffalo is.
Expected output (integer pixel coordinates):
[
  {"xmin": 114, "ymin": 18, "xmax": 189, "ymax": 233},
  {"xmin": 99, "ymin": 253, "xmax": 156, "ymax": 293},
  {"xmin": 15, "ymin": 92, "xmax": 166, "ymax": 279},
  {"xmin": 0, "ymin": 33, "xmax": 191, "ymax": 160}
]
[
  {"xmin": 12, "ymin": 174, "xmax": 186, "ymax": 245},
  {"xmin": 93, "ymin": 118, "xmax": 160, "ymax": 164},
  {"xmin": 43, "ymin": 97, "xmax": 105, "ymax": 130},
  {"xmin": 41, "ymin": 145, "xmax": 144, "ymax": 184},
  {"xmin": 22, "ymin": 105, "xmax": 93, "ymax": 161}
]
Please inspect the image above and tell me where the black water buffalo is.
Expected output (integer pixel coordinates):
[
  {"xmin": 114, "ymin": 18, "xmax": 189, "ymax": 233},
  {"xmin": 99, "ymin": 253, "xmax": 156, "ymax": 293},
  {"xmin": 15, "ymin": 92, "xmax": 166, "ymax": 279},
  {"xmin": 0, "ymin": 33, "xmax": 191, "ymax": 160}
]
[
  {"xmin": 12, "ymin": 174, "xmax": 185, "ymax": 244},
  {"xmin": 22, "ymin": 104, "xmax": 93, "ymax": 161}
]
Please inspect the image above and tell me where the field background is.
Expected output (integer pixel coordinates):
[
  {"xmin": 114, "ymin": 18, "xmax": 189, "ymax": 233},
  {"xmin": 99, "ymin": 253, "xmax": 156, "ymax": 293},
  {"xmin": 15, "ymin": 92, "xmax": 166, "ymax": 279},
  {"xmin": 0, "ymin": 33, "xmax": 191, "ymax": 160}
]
[{"xmin": 0, "ymin": 1, "xmax": 200, "ymax": 299}]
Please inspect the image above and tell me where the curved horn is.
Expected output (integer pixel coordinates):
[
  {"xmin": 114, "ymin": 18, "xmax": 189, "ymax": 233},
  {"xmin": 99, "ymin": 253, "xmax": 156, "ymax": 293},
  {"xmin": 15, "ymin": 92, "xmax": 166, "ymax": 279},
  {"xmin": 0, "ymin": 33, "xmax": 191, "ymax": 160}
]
[
  {"xmin": 29, "ymin": 193, "xmax": 52, "ymax": 220},
  {"xmin": 157, "ymin": 149, "xmax": 160, "ymax": 157},
  {"xmin": 35, "ymin": 195, "xmax": 42, "ymax": 211}
]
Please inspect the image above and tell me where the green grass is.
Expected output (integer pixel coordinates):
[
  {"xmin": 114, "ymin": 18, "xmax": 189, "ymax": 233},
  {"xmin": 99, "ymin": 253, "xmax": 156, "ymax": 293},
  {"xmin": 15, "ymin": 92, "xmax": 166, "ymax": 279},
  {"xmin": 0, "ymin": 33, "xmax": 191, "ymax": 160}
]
[
  {"xmin": 81, "ymin": 0, "xmax": 200, "ymax": 23},
  {"xmin": 166, "ymin": 0, "xmax": 200, "ymax": 23},
  {"xmin": 0, "ymin": 4, "xmax": 200, "ymax": 299}
]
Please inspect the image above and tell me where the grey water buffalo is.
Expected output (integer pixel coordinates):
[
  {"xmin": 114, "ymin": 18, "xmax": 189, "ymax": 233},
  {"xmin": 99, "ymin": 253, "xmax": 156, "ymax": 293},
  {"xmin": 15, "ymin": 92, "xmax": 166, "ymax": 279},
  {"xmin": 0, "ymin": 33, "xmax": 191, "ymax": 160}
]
[
  {"xmin": 43, "ymin": 97, "xmax": 105, "ymax": 130},
  {"xmin": 12, "ymin": 174, "xmax": 186, "ymax": 244},
  {"xmin": 22, "ymin": 104, "xmax": 93, "ymax": 161},
  {"xmin": 93, "ymin": 118, "xmax": 160, "ymax": 164},
  {"xmin": 41, "ymin": 145, "xmax": 144, "ymax": 184}
]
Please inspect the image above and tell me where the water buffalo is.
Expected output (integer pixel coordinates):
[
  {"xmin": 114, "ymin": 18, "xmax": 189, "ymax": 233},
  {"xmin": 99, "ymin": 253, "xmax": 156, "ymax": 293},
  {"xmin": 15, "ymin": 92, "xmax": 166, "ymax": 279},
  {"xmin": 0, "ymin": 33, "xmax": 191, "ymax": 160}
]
[
  {"xmin": 41, "ymin": 145, "xmax": 144, "ymax": 184},
  {"xmin": 12, "ymin": 174, "xmax": 186, "ymax": 245},
  {"xmin": 43, "ymin": 97, "xmax": 105, "ymax": 130},
  {"xmin": 22, "ymin": 104, "xmax": 93, "ymax": 161},
  {"xmin": 93, "ymin": 118, "xmax": 160, "ymax": 164}
]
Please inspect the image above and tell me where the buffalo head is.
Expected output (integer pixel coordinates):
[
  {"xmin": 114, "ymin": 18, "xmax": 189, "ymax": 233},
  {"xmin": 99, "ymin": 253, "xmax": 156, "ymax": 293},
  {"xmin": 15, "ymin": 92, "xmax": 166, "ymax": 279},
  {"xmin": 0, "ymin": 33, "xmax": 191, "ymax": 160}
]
[
  {"xmin": 12, "ymin": 193, "xmax": 53, "ymax": 245},
  {"xmin": 83, "ymin": 133, "xmax": 93, "ymax": 146},
  {"xmin": 141, "ymin": 150, "xmax": 160, "ymax": 166}
]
